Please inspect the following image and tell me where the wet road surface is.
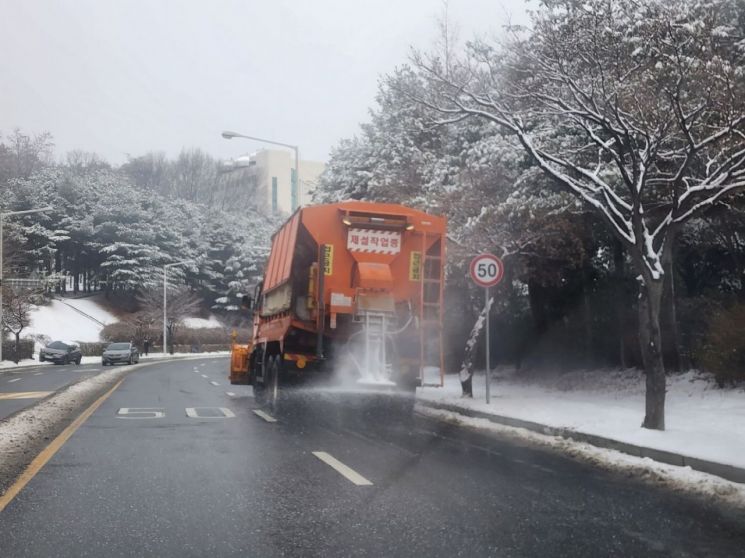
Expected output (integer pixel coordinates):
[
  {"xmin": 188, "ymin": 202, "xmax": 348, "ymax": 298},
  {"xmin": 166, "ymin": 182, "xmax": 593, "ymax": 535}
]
[{"xmin": 0, "ymin": 357, "xmax": 744, "ymax": 557}]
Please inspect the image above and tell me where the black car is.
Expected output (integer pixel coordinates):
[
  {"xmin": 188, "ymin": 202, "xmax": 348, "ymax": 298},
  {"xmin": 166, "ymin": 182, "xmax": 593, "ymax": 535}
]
[
  {"xmin": 102, "ymin": 342, "xmax": 140, "ymax": 366},
  {"xmin": 39, "ymin": 341, "xmax": 82, "ymax": 365}
]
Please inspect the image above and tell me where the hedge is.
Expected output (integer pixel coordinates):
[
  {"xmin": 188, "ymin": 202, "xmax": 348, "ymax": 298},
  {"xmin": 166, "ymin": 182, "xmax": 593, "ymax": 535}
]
[{"xmin": 1, "ymin": 339, "xmax": 35, "ymax": 363}]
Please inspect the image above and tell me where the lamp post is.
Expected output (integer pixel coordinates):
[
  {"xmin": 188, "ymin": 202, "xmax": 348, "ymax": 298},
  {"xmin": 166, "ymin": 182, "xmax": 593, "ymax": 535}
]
[
  {"xmin": 1, "ymin": 207, "xmax": 53, "ymax": 363},
  {"xmin": 221, "ymin": 130, "xmax": 301, "ymax": 210},
  {"xmin": 163, "ymin": 260, "xmax": 193, "ymax": 356}
]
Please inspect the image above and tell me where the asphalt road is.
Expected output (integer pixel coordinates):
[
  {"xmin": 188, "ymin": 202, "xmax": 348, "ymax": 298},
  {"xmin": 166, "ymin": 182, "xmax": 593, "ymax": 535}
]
[
  {"xmin": 0, "ymin": 362, "xmax": 107, "ymax": 420},
  {"xmin": 0, "ymin": 357, "xmax": 744, "ymax": 557}
]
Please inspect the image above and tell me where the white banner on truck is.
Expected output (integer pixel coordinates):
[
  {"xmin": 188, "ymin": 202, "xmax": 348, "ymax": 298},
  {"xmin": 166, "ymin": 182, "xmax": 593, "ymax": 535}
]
[{"xmin": 347, "ymin": 228, "xmax": 402, "ymax": 255}]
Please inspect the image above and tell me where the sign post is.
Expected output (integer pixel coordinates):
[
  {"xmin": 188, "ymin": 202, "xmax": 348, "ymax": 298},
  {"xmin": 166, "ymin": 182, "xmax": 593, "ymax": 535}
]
[{"xmin": 469, "ymin": 254, "xmax": 505, "ymax": 404}]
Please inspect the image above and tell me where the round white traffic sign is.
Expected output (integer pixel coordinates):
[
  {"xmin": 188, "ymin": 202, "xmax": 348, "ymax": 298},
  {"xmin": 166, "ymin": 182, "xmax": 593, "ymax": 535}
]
[{"xmin": 469, "ymin": 254, "xmax": 504, "ymax": 288}]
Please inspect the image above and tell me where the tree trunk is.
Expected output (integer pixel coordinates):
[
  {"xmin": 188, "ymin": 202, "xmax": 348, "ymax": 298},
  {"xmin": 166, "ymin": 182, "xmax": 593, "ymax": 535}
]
[
  {"xmin": 665, "ymin": 258, "xmax": 687, "ymax": 371},
  {"xmin": 613, "ymin": 239, "xmax": 627, "ymax": 368},
  {"xmin": 54, "ymin": 251, "xmax": 63, "ymax": 294},
  {"xmin": 73, "ymin": 253, "xmax": 79, "ymax": 294},
  {"xmin": 639, "ymin": 278, "xmax": 666, "ymax": 430},
  {"xmin": 459, "ymin": 296, "xmax": 493, "ymax": 397},
  {"xmin": 13, "ymin": 332, "xmax": 20, "ymax": 364},
  {"xmin": 582, "ymin": 267, "xmax": 593, "ymax": 367}
]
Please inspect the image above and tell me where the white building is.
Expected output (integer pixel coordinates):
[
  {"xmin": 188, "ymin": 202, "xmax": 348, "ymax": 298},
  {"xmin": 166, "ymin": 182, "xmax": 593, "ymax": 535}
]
[{"xmin": 226, "ymin": 149, "xmax": 325, "ymax": 214}]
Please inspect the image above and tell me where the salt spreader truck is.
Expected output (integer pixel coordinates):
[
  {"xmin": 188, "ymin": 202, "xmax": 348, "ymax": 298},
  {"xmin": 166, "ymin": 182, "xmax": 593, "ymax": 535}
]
[{"xmin": 229, "ymin": 201, "xmax": 446, "ymax": 395}]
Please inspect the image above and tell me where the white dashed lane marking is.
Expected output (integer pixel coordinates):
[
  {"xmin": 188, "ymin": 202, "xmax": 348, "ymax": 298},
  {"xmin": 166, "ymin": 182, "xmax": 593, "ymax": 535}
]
[
  {"xmin": 312, "ymin": 452, "xmax": 373, "ymax": 486},
  {"xmin": 7, "ymin": 378, "xmax": 21, "ymax": 383},
  {"xmin": 185, "ymin": 407, "xmax": 235, "ymax": 418},
  {"xmin": 226, "ymin": 392, "xmax": 236, "ymax": 397},
  {"xmin": 209, "ymin": 381, "xmax": 220, "ymax": 386},
  {"xmin": 201, "ymin": 374, "xmax": 208, "ymax": 379},
  {"xmin": 253, "ymin": 409, "xmax": 277, "ymax": 423},
  {"xmin": 34, "ymin": 372, "xmax": 44, "ymax": 376}
]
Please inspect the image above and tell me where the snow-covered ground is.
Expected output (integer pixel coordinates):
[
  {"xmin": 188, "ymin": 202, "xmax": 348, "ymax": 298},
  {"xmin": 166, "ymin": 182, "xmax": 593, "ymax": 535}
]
[
  {"xmin": 56, "ymin": 296, "xmax": 117, "ymax": 325},
  {"xmin": 418, "ymin": 368, "xmax": 745, "ymax": 470},
  {"xmin": 181, "ymin": 315, "xmax": 223, "ymax": 329},
  {"xmin": 24, "ymin": 298, "xmax": 118, "ymax": 343}
]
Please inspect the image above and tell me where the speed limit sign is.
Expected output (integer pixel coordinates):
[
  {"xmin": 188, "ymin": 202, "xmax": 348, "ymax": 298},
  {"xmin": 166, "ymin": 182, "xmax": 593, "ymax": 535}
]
[
  {"xmin": 469, "ymin": 253, "xmax": 504, "ymax": 405},
  {"xmin": 469, "ymin": 254, "xmax": 504, "ymax": 288}
]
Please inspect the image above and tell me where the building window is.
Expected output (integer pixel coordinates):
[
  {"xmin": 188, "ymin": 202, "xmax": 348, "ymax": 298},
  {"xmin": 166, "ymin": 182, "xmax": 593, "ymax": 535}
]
[
  {"xmin": 291, "ymin": 168, "xmax": 298, "ymax": 211},
  {"xmin": 271, "ymin": 176, "xmax": 278, "ymax": 213}
]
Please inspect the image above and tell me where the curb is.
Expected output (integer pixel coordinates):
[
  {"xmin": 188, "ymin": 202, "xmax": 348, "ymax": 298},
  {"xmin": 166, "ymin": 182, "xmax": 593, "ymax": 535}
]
[{"xmin": 417, "ymin": 399, "xmax": 745, "ymax": 485}]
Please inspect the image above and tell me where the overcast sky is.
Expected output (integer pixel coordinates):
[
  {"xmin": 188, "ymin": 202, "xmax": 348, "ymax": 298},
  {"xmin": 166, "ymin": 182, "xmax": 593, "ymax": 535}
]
[{"xmin": 1, "ymin": 0, "xmax": 530, "ymax": 165}]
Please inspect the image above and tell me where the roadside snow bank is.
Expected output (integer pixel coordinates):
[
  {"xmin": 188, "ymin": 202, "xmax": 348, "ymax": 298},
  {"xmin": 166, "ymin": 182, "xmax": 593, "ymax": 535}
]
[
  {"xmin": 418, "ymin": 370, "xmax": 745, "ymax": 470},
  {"xmin": 418, "ymin": 406, "xmax": 745, "ymax": 509}
]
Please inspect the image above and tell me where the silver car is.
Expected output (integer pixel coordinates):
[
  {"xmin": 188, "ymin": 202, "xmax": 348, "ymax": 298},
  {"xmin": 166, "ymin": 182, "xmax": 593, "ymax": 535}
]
[
  {"xmin": 40, "ymin": 341, "xmax": 82, "ymax": 365},
  {"xmin": 102, "ymin": 342, "xmax": 140, "ymax": 366}
]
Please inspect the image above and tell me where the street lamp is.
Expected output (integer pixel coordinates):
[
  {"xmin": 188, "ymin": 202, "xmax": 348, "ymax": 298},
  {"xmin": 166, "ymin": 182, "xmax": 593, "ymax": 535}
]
[
  {"xmin": 163, "ymin": 260, "xmax": 194, "ymax": 356},
  {"xmin": 1, "ymin": 207, "xmax": 53, "ymax": 363},
  {"xmin": 221, "ymin": 130, "xmax": 302, "ymax": 210}
]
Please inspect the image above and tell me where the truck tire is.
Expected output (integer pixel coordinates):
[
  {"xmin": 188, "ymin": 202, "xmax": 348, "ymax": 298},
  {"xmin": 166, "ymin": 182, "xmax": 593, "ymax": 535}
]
[
  {"xmin": 266, "ymin": 355, "xmax": 280, "ymax": 406},
  {"xmin": 398, "ymin": 377, "xmax": 420, "ymax": 394},
  {"xmin": 252, "ymin": 355, "xmax": 272, "ymax": 404}
]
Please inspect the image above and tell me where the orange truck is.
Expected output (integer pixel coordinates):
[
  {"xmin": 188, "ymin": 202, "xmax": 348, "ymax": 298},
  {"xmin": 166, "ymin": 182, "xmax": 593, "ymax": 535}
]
[{"xmin": 229, "ymin": 201, "xmax": 446, "ymax": 396}]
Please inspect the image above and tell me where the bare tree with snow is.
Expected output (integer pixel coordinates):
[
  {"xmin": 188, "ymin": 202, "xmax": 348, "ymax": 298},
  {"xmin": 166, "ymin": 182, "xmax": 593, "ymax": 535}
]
[
  {"xmin": 408, "ymin": 0, "xmax": 745, "ymax": 429},
  {"xmin": 1, "ymin": 285, "xmax": 38, "ymax": 363}
]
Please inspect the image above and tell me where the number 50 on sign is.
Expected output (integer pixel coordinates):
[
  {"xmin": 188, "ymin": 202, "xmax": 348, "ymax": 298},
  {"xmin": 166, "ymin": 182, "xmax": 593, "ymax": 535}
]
[{"xmin": 469, "ymin": 254, "xmax": 504, "ymax": 288}]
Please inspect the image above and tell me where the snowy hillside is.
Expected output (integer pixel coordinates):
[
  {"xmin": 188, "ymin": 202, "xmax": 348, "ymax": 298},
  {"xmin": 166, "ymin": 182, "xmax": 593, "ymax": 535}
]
[
  {"xmin": 24, "ymin": 297, "xmax": 118, "ymax": 343},
  {"xmin": 181, "ymin": 315, "xmax": 223, "ymax": 329},
  {"xmin": 23, "ymin": 296, "xmax": 224, "ymax": 344}
]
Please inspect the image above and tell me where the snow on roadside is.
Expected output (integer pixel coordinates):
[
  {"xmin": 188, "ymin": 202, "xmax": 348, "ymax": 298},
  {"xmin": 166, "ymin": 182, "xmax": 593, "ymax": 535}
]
[
  {"xmin": 418, "ymin": 369, "xmax": 745, "ymax": 470},
  {"xmin": 418, "ymin": 406, "xmax": 745, "ymax": 509}
]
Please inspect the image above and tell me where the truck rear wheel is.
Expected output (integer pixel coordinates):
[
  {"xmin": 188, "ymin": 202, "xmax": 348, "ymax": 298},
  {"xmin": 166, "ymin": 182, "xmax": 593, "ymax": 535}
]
[
  {"xmin": 254, "ymin": 354, "xmax": 280, "ymax": 406},
  {"xmin": 266, "ymin": 355, "xmax": 280, "ymax": 406}
]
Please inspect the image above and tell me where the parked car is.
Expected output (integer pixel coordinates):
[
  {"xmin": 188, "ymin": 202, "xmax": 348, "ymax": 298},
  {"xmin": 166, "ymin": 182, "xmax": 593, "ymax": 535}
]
[
  {"xmin": 102, "ymin": 342, "xmax": 140, "ymax": 366},
  {"xmin": 39, "ymin": 341, "xmax": 82, "ymax": 365}
]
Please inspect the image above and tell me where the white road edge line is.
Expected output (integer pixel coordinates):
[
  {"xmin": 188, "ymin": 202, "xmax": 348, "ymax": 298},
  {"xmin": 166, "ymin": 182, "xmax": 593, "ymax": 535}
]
[
  {"xmin": 312, "ymin": 451, "xmax": 373, "ymax": 486},
  {"xmin": 209, "ymin": 381, "xmax": 220, "ymax": 386},
  {"xmin": 252, "ymin": 409, "xmax": 277, "ymax": 423}
]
